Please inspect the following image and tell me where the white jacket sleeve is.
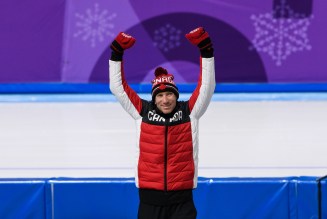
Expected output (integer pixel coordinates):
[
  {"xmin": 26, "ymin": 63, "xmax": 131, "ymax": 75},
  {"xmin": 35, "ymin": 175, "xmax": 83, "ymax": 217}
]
[
  {"xmin": 188, "ymin": 57, "xmax": 216, "ymax": 119},
  {"xmin": 109, "ymin": 60, "xmax": 142, "ymax": 120}
]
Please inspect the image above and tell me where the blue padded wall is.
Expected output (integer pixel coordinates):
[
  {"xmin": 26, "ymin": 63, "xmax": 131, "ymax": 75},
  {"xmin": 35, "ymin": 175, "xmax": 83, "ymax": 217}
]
[
  {"xmin": 195, "ymin": 178, "xmax": 290, "ymax": 219},
  {"xmin": 322, "ymin": 181, "xmax": 327, "ymax": 218},
  {"xmin": 0, "ymin": 179, "xmax": 46, "ymax": 218},
  {"xmin": 45, "ymin": 178, "xmax": 139, "ymax": 219},
  {"xmin": 0, "ymin": 177, "xmax": 325, "ymax": 219}
]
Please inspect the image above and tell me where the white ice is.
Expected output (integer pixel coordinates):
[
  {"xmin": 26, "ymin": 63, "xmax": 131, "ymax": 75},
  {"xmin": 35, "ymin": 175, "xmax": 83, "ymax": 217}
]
[{"xmin": 0, "ymin": 94, "xmax": 327, "ymax": 178}]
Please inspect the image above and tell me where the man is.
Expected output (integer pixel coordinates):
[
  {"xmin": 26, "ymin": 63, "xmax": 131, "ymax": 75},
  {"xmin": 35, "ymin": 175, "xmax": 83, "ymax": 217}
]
[{"xmin": 109, "ymin": 27, "xmax": 215, "ymax": 219}]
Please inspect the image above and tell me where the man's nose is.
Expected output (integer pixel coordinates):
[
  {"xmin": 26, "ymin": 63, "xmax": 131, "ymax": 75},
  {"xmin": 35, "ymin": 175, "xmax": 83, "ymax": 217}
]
[{"xmin": 162, "ymin": 95, "xmax": 169, "ymax": 103}]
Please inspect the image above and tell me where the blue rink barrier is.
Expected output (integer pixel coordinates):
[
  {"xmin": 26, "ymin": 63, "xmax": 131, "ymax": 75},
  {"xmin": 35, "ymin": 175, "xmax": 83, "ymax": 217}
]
[
  {"xmin": 0, "ymin": 179, "xmax": 46, "ymax": 218},
  {"xmin": 0, "ymin": 177, "xmax": 326, "ymax": 219},
  {"xmin": 1, "ymin": 83, "xmax": 327, "ymax": 94}
]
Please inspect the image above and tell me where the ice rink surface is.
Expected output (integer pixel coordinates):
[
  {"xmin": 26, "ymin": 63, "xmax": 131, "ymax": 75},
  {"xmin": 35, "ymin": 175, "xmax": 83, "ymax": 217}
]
[{"xmin": 1, "ymin": 93, "xmax": 327, "ymax": 178}]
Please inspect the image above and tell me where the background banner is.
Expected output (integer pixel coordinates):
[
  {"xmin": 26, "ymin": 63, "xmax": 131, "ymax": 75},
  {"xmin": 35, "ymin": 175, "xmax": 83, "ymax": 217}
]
[{"xmin": 0, "ymin": 0, "xmax": 326, "ymax": 84}]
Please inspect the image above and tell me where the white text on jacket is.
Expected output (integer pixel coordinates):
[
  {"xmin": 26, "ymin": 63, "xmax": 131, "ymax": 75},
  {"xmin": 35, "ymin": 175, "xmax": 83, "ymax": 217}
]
[{"xmin": 147, "ymin": 111, "xmax": 183, "ymax": 123}]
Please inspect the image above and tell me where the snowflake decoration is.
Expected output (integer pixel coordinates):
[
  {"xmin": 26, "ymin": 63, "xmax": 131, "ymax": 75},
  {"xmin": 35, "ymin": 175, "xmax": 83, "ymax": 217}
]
[
  {"xmin": 153, "ymin": 24, "xmax": 182, "ymax": 52},
  {"xmin": 250, "ymin": 0, "xmax": 313, "ymax": 66},
  {"xmin": 74, "ymin": 3, "xmax": 116, "ymax": 48}
]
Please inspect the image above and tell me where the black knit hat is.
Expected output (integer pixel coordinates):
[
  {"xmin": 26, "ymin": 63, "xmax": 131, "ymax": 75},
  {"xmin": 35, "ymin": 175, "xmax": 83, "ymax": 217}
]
[{"xmin": 151, "ymin": 67, "xmax": 179, "ymax": 102}]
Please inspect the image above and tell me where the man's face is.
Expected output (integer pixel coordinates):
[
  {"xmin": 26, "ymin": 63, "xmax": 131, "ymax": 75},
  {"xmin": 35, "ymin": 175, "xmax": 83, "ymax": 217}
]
[{"xmin": 155, "ymin": 91, "xmax": 177, "ymax": 114}]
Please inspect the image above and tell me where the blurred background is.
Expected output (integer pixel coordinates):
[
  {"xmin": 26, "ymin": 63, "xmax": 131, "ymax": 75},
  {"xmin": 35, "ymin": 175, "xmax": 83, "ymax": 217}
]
[{"xmin": 1, "ymin": 0, "xmax": 326, "ymax": 86}]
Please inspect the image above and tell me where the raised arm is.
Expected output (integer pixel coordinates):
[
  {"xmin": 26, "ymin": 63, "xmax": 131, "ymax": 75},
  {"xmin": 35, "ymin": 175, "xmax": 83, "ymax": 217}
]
[
  {"xmin": 185, "ymin": 27, "xmax": 216, "ymax": 119},
  {"xmin": 109, "ymin": 32, "xmax": 143, "ymax": 120}
]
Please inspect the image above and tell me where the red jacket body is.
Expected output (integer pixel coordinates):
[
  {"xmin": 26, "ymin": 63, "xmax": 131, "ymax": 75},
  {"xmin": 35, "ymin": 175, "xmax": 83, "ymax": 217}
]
[{"xmin": 109, "ymin": 57, "xmax": 215, "ymax": 191}]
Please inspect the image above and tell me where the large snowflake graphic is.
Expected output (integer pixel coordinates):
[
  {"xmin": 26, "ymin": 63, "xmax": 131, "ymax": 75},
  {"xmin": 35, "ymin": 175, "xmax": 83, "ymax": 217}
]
[
  {"xmin": 250, "ymin": 0, "xmax": 313, "ymax": 66},
  {"xmin": 153, "ymin": 24, "xmax": 182, "ymax": 52},
  {"xmin": 74, "ymin": 3, "xmax": 116, "ymax": 48}
]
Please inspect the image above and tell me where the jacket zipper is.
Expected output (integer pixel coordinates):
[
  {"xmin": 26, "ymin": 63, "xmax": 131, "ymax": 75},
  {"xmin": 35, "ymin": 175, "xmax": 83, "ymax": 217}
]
[{"xmin": 164, "ymin": 122, "xmax": 168, "ymax": 192}]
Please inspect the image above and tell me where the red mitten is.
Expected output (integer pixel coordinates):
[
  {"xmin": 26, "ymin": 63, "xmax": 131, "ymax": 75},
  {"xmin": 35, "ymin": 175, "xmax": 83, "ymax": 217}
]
[
  {"xmin": 110, "ymin": 32, "xmax": 136, "ymax": 53},
  {"xmin": 185, "ymin": 27, "xmax": 212, "ymax": 50}
]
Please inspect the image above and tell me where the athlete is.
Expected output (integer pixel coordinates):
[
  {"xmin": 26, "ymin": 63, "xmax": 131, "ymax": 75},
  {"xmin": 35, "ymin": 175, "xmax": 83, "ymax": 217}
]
[{"xmin": 109, "ymin": 27, "xmax": 215, "ymax": 219}]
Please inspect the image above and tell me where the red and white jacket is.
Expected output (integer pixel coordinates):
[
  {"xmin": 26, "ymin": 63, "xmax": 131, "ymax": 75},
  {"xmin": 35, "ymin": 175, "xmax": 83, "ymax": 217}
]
[{"xmin": 109, "ymin": 57, "xmax": 215, "ymax": 191}]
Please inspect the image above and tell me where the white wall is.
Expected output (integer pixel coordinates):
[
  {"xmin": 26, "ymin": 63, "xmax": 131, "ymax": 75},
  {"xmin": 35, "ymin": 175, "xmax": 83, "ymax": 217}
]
[{"xmin": 0, "ymin": 95, "xmax": 327, "ymax": 178}]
